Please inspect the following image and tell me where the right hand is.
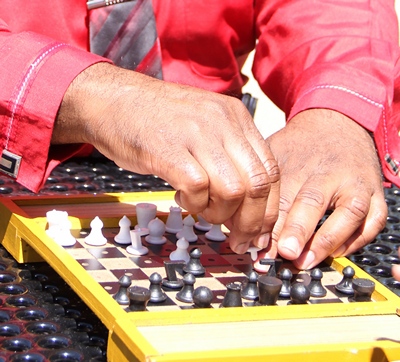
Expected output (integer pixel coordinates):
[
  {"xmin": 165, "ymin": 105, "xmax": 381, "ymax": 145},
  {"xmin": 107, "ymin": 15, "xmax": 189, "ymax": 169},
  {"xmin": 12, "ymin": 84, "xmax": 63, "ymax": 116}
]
[{"xmin": 54, "ymin": 62, "xmax": 280, "ymax": 253}]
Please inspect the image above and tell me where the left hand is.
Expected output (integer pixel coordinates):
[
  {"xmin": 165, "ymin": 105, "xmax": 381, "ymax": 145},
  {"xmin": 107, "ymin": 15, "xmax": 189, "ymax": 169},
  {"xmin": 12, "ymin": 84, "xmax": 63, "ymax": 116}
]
[{"xmin": 256, "ymin": 108, "xmax": 388, "ymax": 270}]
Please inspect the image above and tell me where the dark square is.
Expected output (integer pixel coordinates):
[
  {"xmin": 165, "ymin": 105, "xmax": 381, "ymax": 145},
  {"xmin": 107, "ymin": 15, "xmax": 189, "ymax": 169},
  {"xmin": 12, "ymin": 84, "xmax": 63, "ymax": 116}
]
[
  {"xmin": 87, "ymin": 247, "xmax": 126, "ymax": 259},
  {"xmin": 112, "ymin": 268, "xmax": 149, "ymax": 281},
  {"xmin": 78, "ymin": 258, "xmax": 106, "ymax": 271}
]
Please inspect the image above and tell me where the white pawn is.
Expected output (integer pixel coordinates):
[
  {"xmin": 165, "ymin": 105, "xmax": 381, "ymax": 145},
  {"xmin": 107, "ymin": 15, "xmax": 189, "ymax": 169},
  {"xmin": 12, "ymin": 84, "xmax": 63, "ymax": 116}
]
[
  {"xmin": 176, "ymin": 215, "xmax": 198, "ymax": 243},
  {"xmin": 85, "ymin": 216, "xmax": 107, "ymax": 246},
  {"xmin": 114, "ymin": 215, "xmax": 132, "ymax": 245},
  {"xmin": 145, "ymin": 218, "xmax": 167, "ymax": 245},
  {"xmin": 194, "ymin": 214, "xmax": 212, "ymax": 232},
  {"xmin": 169, "ymin": 237, "xmax": 190, "ymax": 263},
  {"xmin": 246, "ymin": 246, "xmax": 261, "ymax": 261},
  {"xmin": 127, "ymin": 230, "xmax": 149, "ymax": 255},
  {"xmin": 165, "ymin": 206, "xmax": 183, "ymax": 233},
  {"xmin": 135, "ymin": 203, "xmax": 157, "ymax": 236},
  {"xmin": 205, "ymin": 224, "xmax": 227, "ymax": 241},
  {"xmin": 46, "ymin": 210, "xmax": 76, "ymax": 247}
]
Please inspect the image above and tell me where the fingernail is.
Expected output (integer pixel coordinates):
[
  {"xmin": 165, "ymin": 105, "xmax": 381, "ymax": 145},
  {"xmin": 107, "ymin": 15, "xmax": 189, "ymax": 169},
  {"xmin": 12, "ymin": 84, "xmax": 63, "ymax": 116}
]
[
  {"xmin": 253, "ymin": 256, "xmax": 271, "ymax": 273},
  {"xmin": 301, "ymin": 251, "xmax": 316, "ymax": 270},
  {"xmin": 281, "ymin": 236, "xmax": 300, "ymax": 257},
  {"xmin": 255, "ymin": 233, "xmax": 270, "ymax": 249},
  {"xmin": 234, "ymin": 242, "xmax": 249, "ymax": 254}
]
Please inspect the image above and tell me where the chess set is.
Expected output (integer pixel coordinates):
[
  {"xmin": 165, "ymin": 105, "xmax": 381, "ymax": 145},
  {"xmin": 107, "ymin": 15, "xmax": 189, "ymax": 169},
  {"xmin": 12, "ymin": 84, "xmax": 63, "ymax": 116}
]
[{"xmin": 1, "ymin": 190, "xmax": 400, "ymax": 361}]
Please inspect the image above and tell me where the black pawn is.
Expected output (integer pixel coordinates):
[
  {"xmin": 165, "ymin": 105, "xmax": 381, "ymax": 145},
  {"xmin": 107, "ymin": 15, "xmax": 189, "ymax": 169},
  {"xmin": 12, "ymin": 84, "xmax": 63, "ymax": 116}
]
[
  {"xmin": 193, "ymin": 286, "xmax": 213, "ymax": 308},
  {"xmin": 350, "ymin": 278, "xmax": 375, "ymax": 302},
  {"xmin": 113, "ymin": 275, "xmax": 132, "ymax": 305},
  {"xmin": 127, "ymin": 286, "xmax": 151, "ymax": 312},
  {"xmin": 278, "ymin": 268, "xmax": 292, "ymax": 298},
  {"xmin": 183, "ymin": 248, "xmax": 205, "ymax": 276},
  {"xmin": 221, "ymin": 282, "xmax": 242, "ymax": 308},
  {"xmin": 335, "ymin": 266, "xmax": 355, "ymax": 295},
  {"xmin": 176, "ymin": 273, "xmax": 196, "ymax": 303},
  {"xmin": 308, "ymin": 268, "xmax": 327, "ymax": 297},
  {"xmin": 258, "ymin": 275, "xmax": 282, "ymax": 306},
  {"xmin": 289, "ymin": 283, "xmax": 310, "ymax": 304},
  {"xmin": 241, "ymin": 271, "xmax": 259, "ymax": 300},
  {"xmin": 149, "ymin": 272, "xmax": 167, "ymax": 303}
]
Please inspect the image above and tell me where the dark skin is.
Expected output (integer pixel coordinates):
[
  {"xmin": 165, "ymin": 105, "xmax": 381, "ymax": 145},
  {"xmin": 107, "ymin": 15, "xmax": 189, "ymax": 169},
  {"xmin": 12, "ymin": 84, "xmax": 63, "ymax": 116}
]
[{"xmin": 55, "ymin": 62, "xmax": 387, "ymax": 268}]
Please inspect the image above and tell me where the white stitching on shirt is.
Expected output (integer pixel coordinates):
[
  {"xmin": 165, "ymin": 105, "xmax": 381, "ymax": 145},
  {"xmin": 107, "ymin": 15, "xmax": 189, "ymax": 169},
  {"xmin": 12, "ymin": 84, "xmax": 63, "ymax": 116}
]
[
  {"xmin": 5, "ymin": 43, "xmax": 66, "ymax": 149},
  {"xmin": 298, "ymin": 84, "xmax": 388, "ymax": 154}
]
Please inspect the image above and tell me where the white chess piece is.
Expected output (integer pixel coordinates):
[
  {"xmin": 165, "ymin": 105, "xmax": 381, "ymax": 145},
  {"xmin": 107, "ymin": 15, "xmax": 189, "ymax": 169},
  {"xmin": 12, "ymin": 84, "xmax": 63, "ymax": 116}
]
[
  {"xmin": 46, "ymin": 210, "xmax": 76, "ymax": 247},
  {"xmin": 204, "ymin": 224, "xmax": 226, "ymax": 241},
  {"xmin": 127, "ymin": 230, "xmax": 149, "ymax": 255},
  {"xmin": 246, "ymin": 246, "xmax": 261, "ymax": 261},
  {"xmin": 194, "ymin": 214, "xmax": 212, "ymax": 232},
  {"xmin": 170, "ymin": 237, "xmax": 190, "ymax": 263},
  {"xmin": 145, "ymin": 218, "xmax": 167, "ymax": 245},
  {"xmin": 135, "ymin": 203, "xmax": 157, "ymax": 236},
  {"xmin": 205, "ymin": 224, "xmax": 227, "ymax": 241},
  {"xmin": 114, "ymin": 215, "xmax": 132, "ymax": 245},
  {"xmin": 176, "ymin": 215, "xmax": 198, "ymax": 242},
  {"xmin": 85, "ymin": 216, "xmax": 107, "ymax": 246},
  {"xmin": 165, "ymin": 206, "xmax": 183, "ymax": 233}
]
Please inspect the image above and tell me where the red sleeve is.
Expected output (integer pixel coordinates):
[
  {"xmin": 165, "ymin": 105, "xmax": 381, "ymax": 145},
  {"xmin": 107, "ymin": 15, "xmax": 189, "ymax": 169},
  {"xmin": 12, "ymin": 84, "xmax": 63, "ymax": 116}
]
[
  {"xmin": 0, "ymin": 23, "xmax": 111, "ymax": 193},
  {"xmin": 252, "ymin": 0, "xmax": 400, "ymax": 186}
]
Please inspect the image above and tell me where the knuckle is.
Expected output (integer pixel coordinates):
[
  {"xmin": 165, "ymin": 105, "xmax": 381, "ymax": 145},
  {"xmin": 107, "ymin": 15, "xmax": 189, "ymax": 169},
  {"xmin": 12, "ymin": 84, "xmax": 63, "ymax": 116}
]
[
  {"xmin": 317, "ymin": 232, "xmax": 338, "ymax": 252},
  {"xmin": 264, "ymin": 158, "xmax": 280, "ymax": 184},
  {"xmin": 344, "ymin": 197, "xmax": 370, "ymax": 222},
  {"xmin": 287, "ymin": 222, "xmax": 308, "ymax": 239},
  {"xmin": 296, "ymin": 187, "xmax": 326, "ymax": 210},
  {"xmin": 222, "ymin": 182, "xmax": 246, "ymax": 203},
  {"xmin": 188, "ymin": 175, "xmax": 209, "ymax": 194},
  {"xmin": 279, "ymin": 192, "xmax": 294, "ymax": 214},
  {"xmin": 247, "ymin": 171, "xmax": 271, "ymax": 199}
]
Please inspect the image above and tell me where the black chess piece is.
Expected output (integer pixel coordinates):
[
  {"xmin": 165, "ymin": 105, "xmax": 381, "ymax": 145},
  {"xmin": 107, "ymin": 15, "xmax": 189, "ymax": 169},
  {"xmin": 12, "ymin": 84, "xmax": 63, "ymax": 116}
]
[
  {"xmin": 176, "ymin": 273, "xmax": 196, "ymax": 303},
  {"xmin": 259, "ymin": 258, "xmax": 283, "ymax": 277},
  {"xmin": 183, "ymin": 248, "xmax": 205, "ymax": 276},
  {"xmin": 350, "ymin": 278, "xmax": 375, "ymax": 302},
  {"xmin": 113, "ymin": 274, "xmax": 132, "ymax": 305},
  {"xmin": 258, "ymin": 275, "xmax": 282, "ymax": 306},
  {"xmin": 335, "ymin": 265, "xmax": 355, "ymax": 295},
  {"xmin": 193, "ymin": 286, "xmax": 213, "ymax": 308},
  {"xmin": 278, "ymin": 268, "xmax": 292, "ymax": 298},
  {"xmin": 162, "ymin": 260, "xmax": 185, "ymax": 289},
  {"xmin": 127, "ymin": 286, "xmax": 151, "ymax": 312},
  {"xmin": 241, "ymin": 270, "xmax": 259, "ymax": 300},
  {"xmin": 220, "ymin": 282, "xmax": 242, "ymax": 308},
  {"xmin": 289, "ymin": 283, "xmax": 310, "ymax": 304},
  {"xmin": 149, "ymin": 272, "xmax": 167, "ymax": 303},
  {"xmin": 308, "ymin": 268, "xmax": 327, "ymax": 297}
]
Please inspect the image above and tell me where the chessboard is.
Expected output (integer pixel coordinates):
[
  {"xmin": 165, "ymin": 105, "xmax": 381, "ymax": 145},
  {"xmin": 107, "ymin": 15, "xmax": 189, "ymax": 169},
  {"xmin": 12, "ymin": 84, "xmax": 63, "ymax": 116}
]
[{"xmin": 1, "ymin": 192, "xmax": 400, "ymax": 362}]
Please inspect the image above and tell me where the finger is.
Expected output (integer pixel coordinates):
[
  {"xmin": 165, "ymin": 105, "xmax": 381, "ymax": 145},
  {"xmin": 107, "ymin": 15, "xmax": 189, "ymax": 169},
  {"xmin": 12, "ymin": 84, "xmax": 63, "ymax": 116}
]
[
  {"xmin": 213, "ymin": 124, "xmax": 273, "ymax": 254},
  {"xmin": 150, "ymin": 148, "xmax": 210, "ymax": 214},
  {"xmin": 392, "ymin": 264, "xmax": 400, "ymax": 281},
  {"xmin": 331, "ymin": 190, "xmax": 387, "ymax": 257},
  {"xmin": 293, "ymin": 188, "xmax": 373, "ymax": 270},
  {"xmin": 277, "ymin": 179, "xmax": 331, "ymax": 261},
  {"xmin": 220, "ymin": 159, "xmax": 270, "ymax": 254},
  {"xmin": 253, "ymin": 246, "xmax": 278, "ymax": 273}
]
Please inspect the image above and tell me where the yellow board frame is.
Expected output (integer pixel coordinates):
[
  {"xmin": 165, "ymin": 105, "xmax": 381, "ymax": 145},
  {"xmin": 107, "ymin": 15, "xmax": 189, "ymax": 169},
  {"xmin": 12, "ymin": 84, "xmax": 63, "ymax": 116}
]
[{"xmin": 1, "ymin": 192, "xmax": 400, "ymax": 362}]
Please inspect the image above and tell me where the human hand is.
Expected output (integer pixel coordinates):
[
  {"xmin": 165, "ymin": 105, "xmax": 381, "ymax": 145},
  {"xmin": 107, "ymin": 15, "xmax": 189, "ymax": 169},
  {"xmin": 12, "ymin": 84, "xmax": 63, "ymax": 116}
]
[
  {"xmin": 255, "ymin": 108, "xmax": 387, "ymax": 270},
  {"xmin": 392, "ymin": 248, "xmax": 400, "ymax": 281},
  {"xmin": 54, "ymin": 63, "xmax": 279, "ymax": 253}
]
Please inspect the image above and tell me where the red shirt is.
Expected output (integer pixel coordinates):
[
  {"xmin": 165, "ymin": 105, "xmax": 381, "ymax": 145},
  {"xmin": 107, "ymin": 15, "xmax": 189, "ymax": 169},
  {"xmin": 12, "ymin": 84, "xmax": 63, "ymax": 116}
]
[{"xmin": 1, "ymin": 1, "xmax": 400, "ymax": 192}]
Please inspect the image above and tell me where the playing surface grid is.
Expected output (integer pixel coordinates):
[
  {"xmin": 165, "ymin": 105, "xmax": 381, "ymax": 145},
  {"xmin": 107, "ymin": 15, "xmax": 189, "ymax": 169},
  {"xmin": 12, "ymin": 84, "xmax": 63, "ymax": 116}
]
[{"xmin": 65, "ymin": 226, "xmax": 375, "ymax": 310}]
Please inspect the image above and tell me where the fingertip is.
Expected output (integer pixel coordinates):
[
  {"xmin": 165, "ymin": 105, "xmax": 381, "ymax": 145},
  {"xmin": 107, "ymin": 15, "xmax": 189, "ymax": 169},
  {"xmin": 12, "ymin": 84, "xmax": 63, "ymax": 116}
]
[
  {"xmin": 293, "ymin": 250, "xmax": 316, "ymax": 270},
  {"xmin": 278, "ymin": 236, "xmax": 300, "ymax": 260},
  {"xmin": 392, "ymin": 264, "xmax": 400, "ymax": 281},
  {"xmin": 254, "ymin": 233, "xmax": 271, "ymax": 249}
]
